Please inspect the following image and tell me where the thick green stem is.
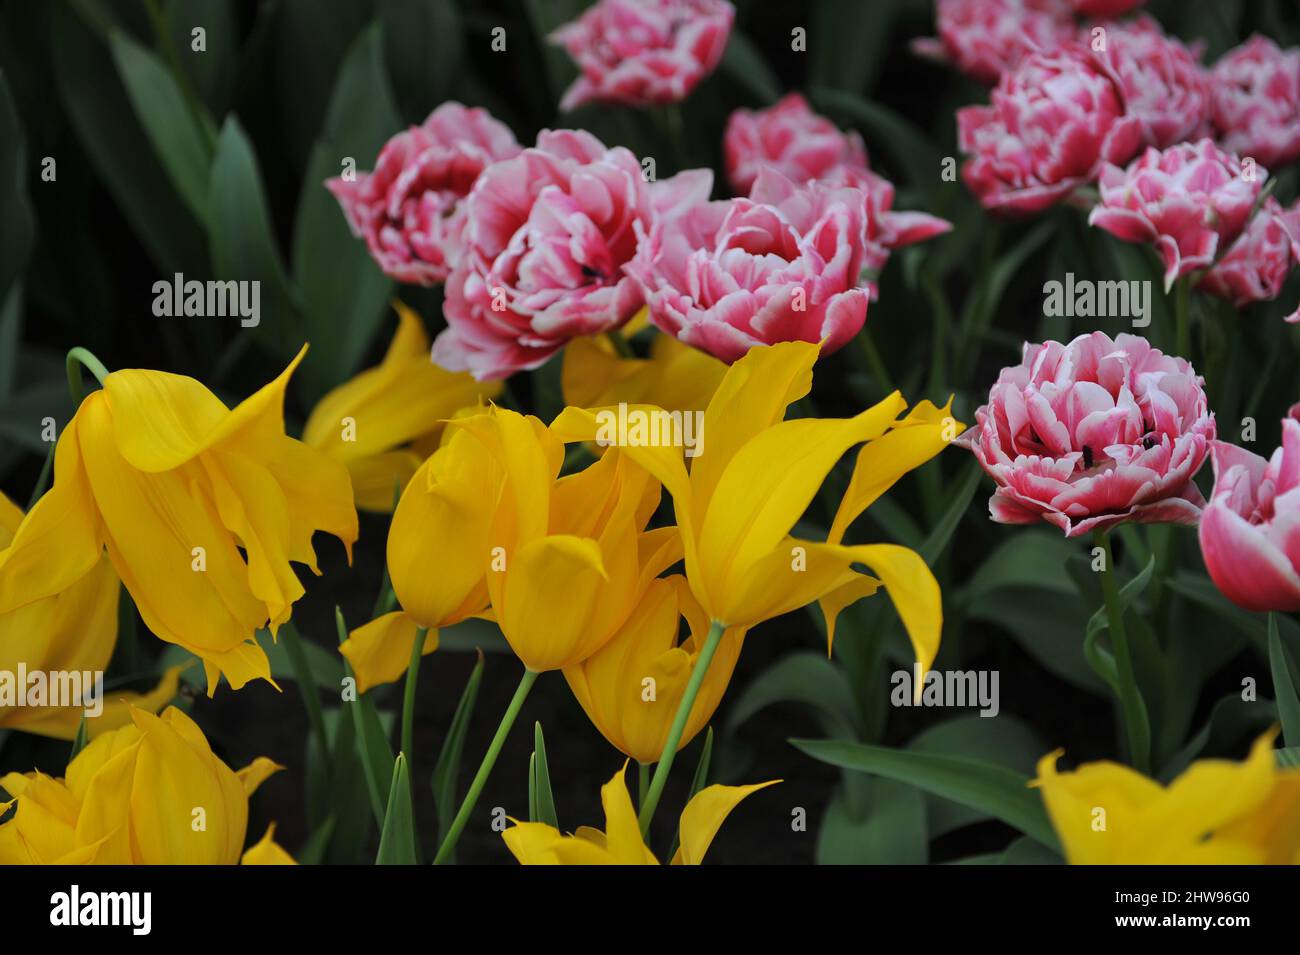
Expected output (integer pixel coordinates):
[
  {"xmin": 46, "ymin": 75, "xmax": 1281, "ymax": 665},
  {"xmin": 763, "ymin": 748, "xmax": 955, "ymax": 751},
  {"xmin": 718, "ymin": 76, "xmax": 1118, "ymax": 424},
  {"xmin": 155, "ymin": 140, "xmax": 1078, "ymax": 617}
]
[
  {"xmin": 401, "ymin": 626, "xmax": 427, "ymax": 764},
  {"xmin": 433, "ymin": 667, "xmax": 539, "ymax": 865},
  {"xmin": 1095, "ymin": 530, "xmax": 1149, "ymax": 774},
  {"xmin": 637, "ymin": 761, "xmax": 650, "ymax": 810},
  {"xmin": 65, "ymin": 347, "xmax": 110, "ymax": 406},
  {"xmin": 282, "ymin": 622, "xmax": 331, "ymax": 773},
  {"xmin": 638, "ymin": 620, "xmax": 725, "ymax": 837}
]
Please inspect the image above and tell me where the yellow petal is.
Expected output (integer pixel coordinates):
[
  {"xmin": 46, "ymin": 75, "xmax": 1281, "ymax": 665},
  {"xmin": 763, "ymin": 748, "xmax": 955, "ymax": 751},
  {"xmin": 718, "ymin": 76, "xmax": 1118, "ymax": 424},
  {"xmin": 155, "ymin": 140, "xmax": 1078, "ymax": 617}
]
[
  {"xmin": 599, "ymin": 763, "xmax": 657, "ymax": 864},
  {"xmin": 497, "ymin": 534, "xmax": 609, "ymax": 671},
  {"xmin": 671, "ymin": 779, "xmax": 780, "ymax": 865},
  {"xmin": 241, "ymin": 822, "xmax": 298, "ymax": 864},
  {"xmin": 340, "ymin": 611, "xmax": 438, "ymax": 693},
  {"xmin": 237, "ymin": 756, "xmax": 284, "ymax": 798}
]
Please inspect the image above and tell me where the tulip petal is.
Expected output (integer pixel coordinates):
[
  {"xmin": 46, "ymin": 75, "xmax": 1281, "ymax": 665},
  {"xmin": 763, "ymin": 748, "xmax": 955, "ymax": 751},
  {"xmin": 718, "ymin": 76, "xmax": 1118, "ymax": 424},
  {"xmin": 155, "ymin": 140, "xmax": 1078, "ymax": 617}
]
[
  {"xmin": 240, "ymin": 822, "xmax": 298, "ymax": 864},
  {"xmin": 671, "ymin": 779, "xmax": 780, "ymax": 865},
  {"xmin": 340, "ymin": 611, "xmax": 439, "ymax": 693}
]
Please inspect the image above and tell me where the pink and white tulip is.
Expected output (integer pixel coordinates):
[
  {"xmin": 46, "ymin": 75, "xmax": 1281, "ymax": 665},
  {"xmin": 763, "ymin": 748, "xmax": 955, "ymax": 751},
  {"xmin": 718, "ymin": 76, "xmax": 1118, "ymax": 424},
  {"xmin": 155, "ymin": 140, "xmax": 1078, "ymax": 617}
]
[
  {"xmin": 1210, "ymin": 36, "xmax": 1300, "ymax": 169},
  {"xmin": 1199, "ymin": 418, "xmax": 1300, "ymax": 613},
  {"xmin": 958, "ymin": 332, "xmax": 1215, "ymax": 538},
  {"xmin": 911, "ymin": 0, "xmax": 1075, "ymax": 85},
  {"xmin": 628, "ymin": 168, "xmax": 871, "ymax": 363},
  {"xmin": 432, "ymin": 130, "xmax": 709, "ymax": 380},
  {"xmin": 326, "ymin": 103, "xmax": 521, "ymax": 285},
  {"xmin": 958, "ymin": 44, "xmax": 1142, "ymax": 214},
  {"xmin": 1069, "ymin": 0, "xmax": 1145, "ymax": 15},
  {"xmin": 1199, "ymin": 198, "xmax": 1300, "ymax": 322},
  {"xmin": 549, "ymin": 0, "xmax": 734, "ymax": 112},
  {"xmin": 1089, "ymin": 139, "xmax": 1265, "ymax": 289}
]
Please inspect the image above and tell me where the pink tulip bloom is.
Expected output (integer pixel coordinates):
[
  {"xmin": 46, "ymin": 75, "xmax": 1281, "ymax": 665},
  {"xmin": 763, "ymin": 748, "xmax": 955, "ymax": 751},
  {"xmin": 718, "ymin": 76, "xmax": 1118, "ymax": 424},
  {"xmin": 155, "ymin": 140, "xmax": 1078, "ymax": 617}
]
[
  {"xmin": 1092, "ymin": 16, "xmax": 1211, "ymax": 149},
  {"xmin": 911, "ymin": 0, "xmax": 1075, "ymax": 85},
  {"xmin": 1210, "ymin": 35, "xmax": 1300, "ymax": 169},
  {"xmin": 431, "ymin": 130, "xmax": 709, "ymax": 381},
  {"xmin": 1199, "ymin": 199, "xmax": 1300, "ymax": 322},
  {"xmin": 1070, "ymin": 0, "xmax": 1145, "ymax": 15},
  {"xmin": 1199, "ymin": 419, "xmax": 1300, "ymax": 613},
  {"xmin": 326, "ymin": 103, "xmax": 521, "ymax": 286},
  {"xmin": 957, "ymin": 332, "xmax": 1215, "ymax": 537},
  {"xmin": 722, "ymin": 94, "xmax": 951, "ymax": 281},
  {"xmin": 958, "ymin": 43, "xmax": 1142, "ymax": 214},
  {"xmin": 549, "ymin": 0, "xmax": 734, "ymax": 112},
  {"xmin": 1089, "ymin": 139, "xmax": 1265, "ymax": 290},
  {"xmin": 627, "ymin": 168, "xmax": 871, "ymax": 363}
]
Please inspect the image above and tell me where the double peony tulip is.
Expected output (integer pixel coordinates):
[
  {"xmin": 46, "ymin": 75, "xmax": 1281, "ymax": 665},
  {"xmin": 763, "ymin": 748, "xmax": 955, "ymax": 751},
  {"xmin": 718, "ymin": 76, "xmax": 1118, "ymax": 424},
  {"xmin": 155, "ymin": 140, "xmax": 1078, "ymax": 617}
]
[
  {"xmin": 549, "ymin": 0, "xmax": 734, "ymax": 112},
  {"xmin": 0, "ymin": 706, "xmax": 284, "ymax": 864},
  {"xmin": 1198, "ymin": 412, "xmax": 1300, "ymax": 613},
  {"xmin": 326, "ymin": 102, "xmax": 522, "ymax": 285},
  {"xmin": 911, "ymin": 0, "xmax": 1076, "ymax": 86},
  {"xmin": 1035, "ymin": 730, "xmax": 1300, "ymax": 864},
  {"xmin": 0, "ymin": 348, "xmax": 358, "ymax": 693},
  {"xmin": 958, "ymin": 332, "xmax": 1215, "ymax": 537},
  {"xmin": 1210, "ymin": 35, "xmax": 1300, "ymax": 170},
  {"xmin": 502, "ymin": 762, "xmax": 776, "ymax": 864}
]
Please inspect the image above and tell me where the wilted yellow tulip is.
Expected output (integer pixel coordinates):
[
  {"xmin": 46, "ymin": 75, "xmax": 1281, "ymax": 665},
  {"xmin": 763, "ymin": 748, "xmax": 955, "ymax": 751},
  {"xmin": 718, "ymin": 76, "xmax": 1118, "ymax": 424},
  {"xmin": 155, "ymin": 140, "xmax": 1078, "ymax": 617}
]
[
  {"xmin": 0, "ymin": 348, "xmax": 359, "ymax": 694},
  {"xmin": 564, "ymin": 575, "xmax": 742, "ymax": 763},
  {"xmin": 0, "ymin": 706, "xmax": 281, "ymax": 864},
  {"xmin": 553, "ymin": 340, "xmax": 958, "ymax": 673},
  {"xmin": 562, "ymin": 323, "xmax": 726, "ymax": 414},
  {"xmin": 304, "ymin": 302, "xmax": 500, "ymax": 511},
  {"xmin": 503, "ymin": 763, "xmax": 778, "ymax": 864},
  {"xmin": 1033, "ymin": 730, "xmax": 1300, "ymax": 864}
]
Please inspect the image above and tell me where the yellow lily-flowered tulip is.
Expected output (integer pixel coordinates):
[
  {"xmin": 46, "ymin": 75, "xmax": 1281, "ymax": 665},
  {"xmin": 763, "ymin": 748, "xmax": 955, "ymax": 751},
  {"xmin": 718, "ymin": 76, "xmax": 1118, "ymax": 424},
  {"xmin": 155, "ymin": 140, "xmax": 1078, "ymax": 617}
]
[
  {"xmin": 503, "ymin": 763, "xmax": 778, "ymax": 864},
  {"xmin": 240, "ymin": 823, "xmax": 298, "ymax": 865},
  {"xmin": 552, "ymin": 340, "xmax": 959, "ymax": 674},
  {"xmin": 0, "ymin": 492, "xmax": 182, "ymax": 739},
  {"xmin": 304, "ymin": 302, "xmax": 500, "ymax": 511},
  {"xmin": 1033, "ymin": 730, "xmax": 1300, "ymax": 864},
  {"xmin": 0, "ymin": 706, "xmax": 281, "ymax": 864},
  {"xmin": 0, "ymin": 347, "xmax": 359, "ymax": 695},
  {"xmin": 562, "ymin": 323, "xmax": 727, "ymax": 414},
  {"xmin": 340, "ymin": 413, "xmax": 508, "ymax": 691},
  {"xmin": 564, "ymin": 575, "xmax": 743, "ymax": 763},
  {"xmin": 445, "ymin": 405, "xmax": 673, "ymax": 673}
]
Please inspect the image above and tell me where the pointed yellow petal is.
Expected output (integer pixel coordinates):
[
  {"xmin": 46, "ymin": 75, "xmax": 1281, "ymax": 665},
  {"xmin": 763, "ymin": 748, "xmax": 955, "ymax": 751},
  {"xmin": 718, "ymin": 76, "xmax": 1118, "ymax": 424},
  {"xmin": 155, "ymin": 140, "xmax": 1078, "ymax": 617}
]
[
  {"xmin": 340, "ymin": 611, "xmax": 438, "ymax": 693},
  {"xmin": 599, "ymin": 763, "xmax": 656, "ymax": 864},
  {"xmin": 241, "ymin": 822, "xmax": 298, "ymax": 865},
  {"xmin": 672, "ymin": 779, "xmax": 780, "ymax": 865}
]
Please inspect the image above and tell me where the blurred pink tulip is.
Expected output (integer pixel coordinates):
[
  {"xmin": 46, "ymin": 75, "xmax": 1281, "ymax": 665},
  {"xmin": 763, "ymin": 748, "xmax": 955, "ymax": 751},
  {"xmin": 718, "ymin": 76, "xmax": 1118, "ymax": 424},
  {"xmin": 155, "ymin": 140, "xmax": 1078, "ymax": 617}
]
[
  {"xmin": 1210, "ymin": 35, "xmax": 1300, "ymax": 169},
  {"xmin": 911, "ymin": 0, "xmax": 1075, "ymax": 85}
]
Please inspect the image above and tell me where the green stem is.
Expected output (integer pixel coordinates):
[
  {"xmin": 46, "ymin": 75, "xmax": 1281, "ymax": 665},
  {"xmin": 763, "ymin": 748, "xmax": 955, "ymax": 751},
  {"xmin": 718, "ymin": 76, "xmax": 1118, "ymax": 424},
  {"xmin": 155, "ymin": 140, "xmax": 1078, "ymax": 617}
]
[
  {"xmin": 857, "ymin": 328, "xmax": 894, "ymax": 395},
  {"xmin": 433, "ymin": 667, "xmax": 539, "ymax": 864},
  {"xmin": 65, "ymin": 347, "xmax": 110, "ymax": 406},
  {"xmin": 25, "ymin": 442, "xmax": 54, "ymax": 511},
  {"xmin": 1174, "ymin": 276, "xmax": 1191, "ymax": 360},
  {"xmin": 282, "ymin": 622, "xmax": 331, "ymax": 773},
  {"xmin": 638, "ymin": 620, "xmax": 725, "ymax": 837},
  {"xmin": 1095, "ymin": 530, "xmax": 1149, "ymax": 774},
  {"xmin": 637, "ymin": 761, "xmax": 650, "ymax": 810},
  {"xmin": 401, "ymin": 627, "xmax": 427, "ymax": 763}
]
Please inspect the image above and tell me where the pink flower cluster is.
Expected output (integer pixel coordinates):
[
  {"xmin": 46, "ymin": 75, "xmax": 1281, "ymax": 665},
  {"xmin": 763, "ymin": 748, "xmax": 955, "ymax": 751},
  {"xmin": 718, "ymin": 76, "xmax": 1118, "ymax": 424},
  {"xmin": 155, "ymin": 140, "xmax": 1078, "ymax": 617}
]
[
  {"xmin": 1210, "ymin": 36, "xmax": 1300, "ymax": 169},
  {"xmin": 549, "ymin": 0, "xmax": 734, "ymax": 112},
  {"xmin": 958, "ymin": 332, "xmax": 1215, "ymax": 537}
]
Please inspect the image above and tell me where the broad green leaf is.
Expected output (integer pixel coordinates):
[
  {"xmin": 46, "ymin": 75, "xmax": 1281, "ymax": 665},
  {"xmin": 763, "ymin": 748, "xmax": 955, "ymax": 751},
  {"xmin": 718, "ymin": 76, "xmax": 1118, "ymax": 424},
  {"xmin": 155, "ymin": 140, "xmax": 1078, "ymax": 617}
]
[
  {"xmin": 919, "ymin": 460, "xmax": 981, "ymax": 563},
  {"xmin": 296, "ymin": 816, "xmax": 338, "ymax": 866},
  {"xmin": 375, "ymin": 754, "xmax": 418, "ymax": 864},
  {"xmin": 1277, "ymin": 747, "xmax": 1300, "ymax": 769},
  {"xmin": 163, "ymin": 0, "xmax": 239, "ymax": 113},
  {"xmin": 719, "ymin": 30, "xmax": 780, "ymax": 106},
  {"xmin": 725, "ymin": 652, "xmax": 862, "ymax": 740},
  {"xmin": 1162, "ymin": 692, "xmax": 1276, "ymax": 781},
  {"xmin": 791, "ymin": 738, "xmax": 1060, "ymax": 850},
  {"xmin": 380, "ymin": 0, "xmax": 462, "ymax": 121},
  {"xmin": 208, "ymin": 116, "xmax": 300, "ymax": 357},
  {"xmin": 432, "ymin": 650, "xmax": 485, "ymax": 845},
  {"xmin": 1269, "ymin": 614, "xmax": 1300, "ymax": 748},
  {"xmin": 531, "ymin": 722, "xmax": 558, "ymax": 828},
  {"xmin": 958, "ymin": 530, "xmax": 1076, "ymax": 607},
  {"xmin": 808, "ymin": 0, "xmax": 898, "ymax": 95},
  {"xmin": 815, "ymin": 779, "xmax": 927, "ymax": 864},
  {"xmin": 108, "ymin": 29, "xmax": 214, "ymax": 224}
]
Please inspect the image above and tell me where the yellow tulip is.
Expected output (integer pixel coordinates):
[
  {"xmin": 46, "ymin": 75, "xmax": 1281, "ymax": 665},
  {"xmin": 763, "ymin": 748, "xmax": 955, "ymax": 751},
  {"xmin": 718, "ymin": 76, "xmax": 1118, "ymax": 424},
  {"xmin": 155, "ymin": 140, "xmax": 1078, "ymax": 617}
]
[
  {"xmin": 503, "ymin": 763, "xmax": 778, "ymax": 864},
  {"xmin": 240, "ymin": 823, "xmax": 298, "ymax": 865},
  {"xmin": 1033, "ymin": 730, "xmax": 1300, "ymax": 864},
  {"xmin": 0, "ymin": 706, "xmax": 281, "ymax": 864},
  {"xmin": 564, "ymin": 575, "xmax": 743, "ymax": 763},
  {"xmin": 552, "ymin": 340, "xmax": 959, "ymax": 674},
  {"xmin": 304, "ymin": 302, "xmax": 500, "ymax": 511},
  {"xmin": 0, "ymin": 347, "xmax": 359, "ymax": 694},
  {"xmin": 562, "ymin": 323, "xmax": 727, "ymax": 413}
]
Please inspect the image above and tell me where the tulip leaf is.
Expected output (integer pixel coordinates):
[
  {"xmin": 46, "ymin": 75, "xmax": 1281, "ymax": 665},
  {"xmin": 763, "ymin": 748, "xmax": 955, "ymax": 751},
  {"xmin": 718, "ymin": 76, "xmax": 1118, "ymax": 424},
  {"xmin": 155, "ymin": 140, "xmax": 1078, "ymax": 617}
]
[
  {"xmin": 808, "ymin": 0, "xmax": 898, "ymax": 97},
  {"xmin": 810, "ymin": 87, "xmax": 937, "ymax": 188},
  {"xmin": 725, "ymin": 652, "xmax": 863, "ymax": 741},
  {"xmin": 1162, "ymin": 692, "xmax": 1277, "ymax": 781},
  {"xmin": 380, "ymin": 0, "xmax": 462, "ymax": 121},
  {"xmin": 1269, "ymin": 614, "xmax": 1300, "ymax": 748},
  {"xmin": 296, "ymin": 815, "xmax": 337, "ymax": 866},
  {"xmin": 69, "ymin": 715, "xmax": 89, "ymax": 761},
  {"xmin": 107, "ymin": 29, "xmax": 214, "ymax": 225},
  {"xmin": 531, "ymin": 722, "xmax": 559, "ymax": 828},
  {"xmin": 432, "ymin": 650, "xmax": 484, "ymax": 846},
  {"xmin": 1276, "ymin": 747, "xmax": 1300, "ymax": 770},
  {"xmin": 919, "ymin": 460, "xmax": 982, "ymax": 564},
  {"xmin": 719, "ymin": 30, "xmax": 781, "ymax": 106},
  {"xmin": 791, "ymin": 739, "xmax": 1060, "ymax": 850},
  {"xmin": 336, "ymin": 608, "xmax": 394, "ymax": 826},
  {"xmin": 1082, "ymin": 555, "xmax": 1156, "ymax": 690},
  {"xmin": 0, "ymin": 69, "xmax": 34, "ymax": 328},
  {"xmin": 665, "ymin": 727, "xmax": 717, "ymax": 861},
  {"xmin": 208, "ymin": 115, "xmax": 300, "ymax": 358},
  {"xmin": 376, "ymin": 754, "xmax": 418, "ymax": 865},
  {"xmin": 816, "ymin": 778, "xmax": 927, "ymax": 864}
]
